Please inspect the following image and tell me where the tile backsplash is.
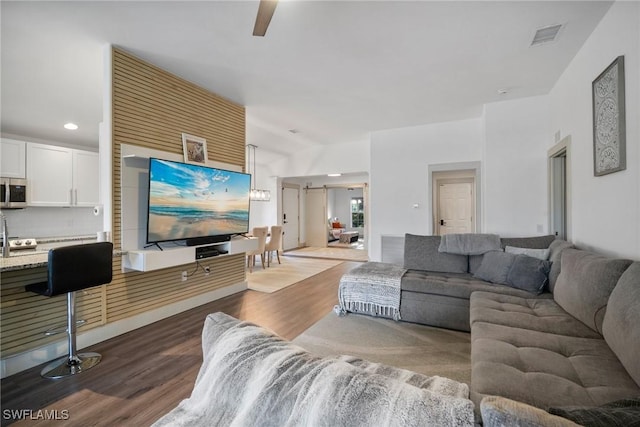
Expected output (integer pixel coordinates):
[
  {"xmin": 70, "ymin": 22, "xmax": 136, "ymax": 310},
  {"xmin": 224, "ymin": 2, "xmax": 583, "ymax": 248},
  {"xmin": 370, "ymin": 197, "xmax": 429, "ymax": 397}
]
[{"xmin": 2, "ymin": 207, "xmax": 103, "ymax": 238}]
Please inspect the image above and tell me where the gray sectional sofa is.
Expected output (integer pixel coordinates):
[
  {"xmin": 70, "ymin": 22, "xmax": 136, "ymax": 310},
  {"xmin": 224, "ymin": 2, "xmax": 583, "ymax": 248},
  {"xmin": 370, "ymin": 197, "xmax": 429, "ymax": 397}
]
[
  {"xmin": 400, "ymin": 233, "xmax": 559, "ymax": 332},
  {"xmin": 398, "ymin": 233, "xmax": 640, "ymax": 425}
]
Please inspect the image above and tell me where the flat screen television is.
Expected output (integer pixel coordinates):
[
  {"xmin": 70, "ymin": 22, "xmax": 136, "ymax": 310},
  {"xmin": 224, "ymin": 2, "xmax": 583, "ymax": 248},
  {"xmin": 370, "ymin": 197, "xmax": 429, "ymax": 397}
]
[{"xmin": 146, "ymin": 158, "xmax": 251, "ymax": 245}]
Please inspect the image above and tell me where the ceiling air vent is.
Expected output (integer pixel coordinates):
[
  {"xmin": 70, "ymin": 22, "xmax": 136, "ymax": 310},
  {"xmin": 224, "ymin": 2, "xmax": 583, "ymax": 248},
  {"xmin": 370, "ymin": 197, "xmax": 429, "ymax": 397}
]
[{"xmin": 531, "ymin": 24, "xmax": 563, "ymax": 46}]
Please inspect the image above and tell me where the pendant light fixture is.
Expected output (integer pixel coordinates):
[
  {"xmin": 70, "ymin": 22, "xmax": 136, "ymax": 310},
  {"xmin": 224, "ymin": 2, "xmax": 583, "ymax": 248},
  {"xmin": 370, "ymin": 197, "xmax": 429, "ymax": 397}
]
[{"xmin": 247, "ymin": 144, "xmax": 271, "ymax": 202}]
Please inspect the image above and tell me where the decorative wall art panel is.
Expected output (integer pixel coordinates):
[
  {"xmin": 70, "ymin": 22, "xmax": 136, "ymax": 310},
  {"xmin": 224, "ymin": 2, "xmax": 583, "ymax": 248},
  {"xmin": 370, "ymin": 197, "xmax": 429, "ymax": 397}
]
[{"xmin": 592, "ymin": 56, "xmax": 626, "ymax": 176}]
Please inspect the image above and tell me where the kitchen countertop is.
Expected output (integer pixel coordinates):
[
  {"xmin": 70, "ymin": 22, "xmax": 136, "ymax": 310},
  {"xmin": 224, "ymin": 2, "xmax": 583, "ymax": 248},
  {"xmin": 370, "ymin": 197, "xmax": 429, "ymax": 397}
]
[
  {"xmin": 1, "ymin": 235, "xmax": 99, "ymax": 272},
  {"xmin": 0, "ymin": 251, "xmax": 49, "ymax": 272}
]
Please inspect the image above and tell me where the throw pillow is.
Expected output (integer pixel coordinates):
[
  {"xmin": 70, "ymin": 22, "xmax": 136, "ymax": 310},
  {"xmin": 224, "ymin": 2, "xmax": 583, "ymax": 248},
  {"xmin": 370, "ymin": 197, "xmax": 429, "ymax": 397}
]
[
  {"xmin": 548, "ymin": 398, "xmax": 640, "ymax": 427},
  {"xmin": 505, "ymin": 245, "xmax": 550, "ymax": 260},
  {"xmin": 500, "ymin": 235, "xmax": 556, "ymax": 250},
  {"xmin": 473, "ymin": 251, "xmax": 515, "ymax": 285},
  {"xmin": 506, "ymin": 254, "xmax": 551, "ymax": 294}
]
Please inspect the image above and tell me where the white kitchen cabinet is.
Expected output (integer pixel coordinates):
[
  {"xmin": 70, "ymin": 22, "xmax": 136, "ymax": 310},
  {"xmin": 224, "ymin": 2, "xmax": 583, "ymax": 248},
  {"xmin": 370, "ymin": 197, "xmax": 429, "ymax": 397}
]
[
  {"xmin": 27, "ymin": 143, "xmax": 99, "ymax": 207},
  {"xmin": 72, "ymin": 150, "xmax": 99, "ymax": 206},
  {"xmin": 0, "ymin": 138, "xmax": 27, "ymax": 178}
]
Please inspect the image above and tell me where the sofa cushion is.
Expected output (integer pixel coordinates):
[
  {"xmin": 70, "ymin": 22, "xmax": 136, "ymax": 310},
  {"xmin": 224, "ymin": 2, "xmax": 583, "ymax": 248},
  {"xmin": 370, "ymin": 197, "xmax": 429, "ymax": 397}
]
[
  {"xmin": 473, "ymin": 251, "xmax": 516, "ymax": 284},
  {"xmin": 547, "ymin": 239, "xmax": 574, "ymax": 293},
  {"xmin": 548, "ymin": 398, "xmax": 640, "ymax": 427},
  {"xmin": 401, "ymin": 270, "xmax": 540, "ymax": 300},
  {"xmin": 403, "ymin": 234, "xmax": 467, "ymax": 273},
  {"xmin": 553, "ymin": 249, "xmax": 632, "ymax": 333},
  {"xmin": 471, "ymin": 322, "xmax": 640, "ymax": 410},
  {"xmin": 602, "ymin": 262, "xmax": 640, "ymax": 387},
  {"xmin": 506, "ymin": 254, "xmax": 551, "ymax": 294},
  {"xmin": 470, "ymin": 292, "xmax": 599, "ymax": 339}
]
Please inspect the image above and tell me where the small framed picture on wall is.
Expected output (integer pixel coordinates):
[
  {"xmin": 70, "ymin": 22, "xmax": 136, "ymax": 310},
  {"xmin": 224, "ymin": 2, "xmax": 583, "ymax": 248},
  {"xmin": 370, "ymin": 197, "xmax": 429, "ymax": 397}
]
[{"xmin": 182, "ymin": 133, "xmax": 208, "ymax": 165}]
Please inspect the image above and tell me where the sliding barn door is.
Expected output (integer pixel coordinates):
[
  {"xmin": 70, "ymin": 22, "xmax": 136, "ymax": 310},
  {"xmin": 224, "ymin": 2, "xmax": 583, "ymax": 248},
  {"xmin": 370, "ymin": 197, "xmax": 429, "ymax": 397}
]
[{"xmin": 305, "ymin": 188, "xmax": 327, "ymax": 247}]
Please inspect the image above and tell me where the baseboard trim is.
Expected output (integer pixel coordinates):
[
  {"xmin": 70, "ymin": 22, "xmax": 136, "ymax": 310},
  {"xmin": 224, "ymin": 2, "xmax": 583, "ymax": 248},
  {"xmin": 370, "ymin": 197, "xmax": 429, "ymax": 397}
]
[{"xmin": 0, "ymin": 281, "xmax": 247, "ymax": 379}]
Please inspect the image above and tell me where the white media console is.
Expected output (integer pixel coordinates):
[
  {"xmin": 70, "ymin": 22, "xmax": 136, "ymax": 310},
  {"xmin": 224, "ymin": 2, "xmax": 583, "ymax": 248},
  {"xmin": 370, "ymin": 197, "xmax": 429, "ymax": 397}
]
[{"xmin": 122, "ymin": 236, "xmax": 258, "ymax": 272}]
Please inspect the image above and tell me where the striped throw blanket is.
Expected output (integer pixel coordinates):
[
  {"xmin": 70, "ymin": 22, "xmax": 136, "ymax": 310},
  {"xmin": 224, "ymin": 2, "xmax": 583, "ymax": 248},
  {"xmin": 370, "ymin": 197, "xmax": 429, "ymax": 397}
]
[{"xmin": 335, "ymin": 262, "xmax": 406, "ymax": 321}]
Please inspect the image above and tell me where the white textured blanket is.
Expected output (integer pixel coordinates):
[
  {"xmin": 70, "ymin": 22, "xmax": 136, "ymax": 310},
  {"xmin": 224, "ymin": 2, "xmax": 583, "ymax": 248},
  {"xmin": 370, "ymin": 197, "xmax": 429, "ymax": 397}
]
[
  {"xmin": 335, "ymin": 262, "xmax": 406, "ymax": 320},
  {"xmin": 438, "ymin": 233, "xmax": 501, "ymax": 255},
  {"xmin": 152, "ymin": 313, "xmax": 474, "ymax": 427}
]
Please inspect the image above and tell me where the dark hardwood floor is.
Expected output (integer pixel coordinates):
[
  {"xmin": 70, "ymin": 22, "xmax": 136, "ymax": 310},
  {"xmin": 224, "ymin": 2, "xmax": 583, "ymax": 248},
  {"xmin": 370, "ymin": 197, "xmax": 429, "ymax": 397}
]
[{"xmin": 1, "ymin": 261, "xmax": 362, "ymax": 427}]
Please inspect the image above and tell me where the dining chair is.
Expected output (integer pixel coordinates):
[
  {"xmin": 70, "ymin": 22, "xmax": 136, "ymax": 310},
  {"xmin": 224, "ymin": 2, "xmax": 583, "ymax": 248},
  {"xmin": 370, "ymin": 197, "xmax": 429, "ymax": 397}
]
[
  {"xmin": 265, "ymin": 225, "xmax": 283, "ymax": 267},
  {"xmin": 247, "ymin": 226, "xmax": 268, "ymax": 272}
]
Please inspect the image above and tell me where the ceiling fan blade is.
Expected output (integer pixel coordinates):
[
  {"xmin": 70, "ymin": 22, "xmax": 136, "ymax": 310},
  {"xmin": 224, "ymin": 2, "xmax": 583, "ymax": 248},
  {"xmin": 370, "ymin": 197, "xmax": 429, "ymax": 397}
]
[{"xmin": 253, "ymin": 0, "xmax": 278, "ymax": 37}]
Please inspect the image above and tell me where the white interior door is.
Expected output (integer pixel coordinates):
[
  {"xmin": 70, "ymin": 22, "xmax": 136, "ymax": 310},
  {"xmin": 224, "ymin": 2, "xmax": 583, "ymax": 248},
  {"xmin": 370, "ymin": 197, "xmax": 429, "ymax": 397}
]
[
  {"xmin": 305, "ymin": 188, "xmax": 327, "ymax": 247},
  {"xmin": 282, "ymin": 186, "xmax": 300, "ymax": 250},
  {"xmin": 438, "ymin": 181, "xmax": 474, "ymax": 235}
]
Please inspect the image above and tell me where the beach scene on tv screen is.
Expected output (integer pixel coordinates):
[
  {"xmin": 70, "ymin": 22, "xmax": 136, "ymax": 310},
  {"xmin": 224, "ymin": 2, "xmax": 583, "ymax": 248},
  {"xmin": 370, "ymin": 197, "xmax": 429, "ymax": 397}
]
[{"xmin": 148, "ymin": 159, "xmax": 250, "ymax": 242}]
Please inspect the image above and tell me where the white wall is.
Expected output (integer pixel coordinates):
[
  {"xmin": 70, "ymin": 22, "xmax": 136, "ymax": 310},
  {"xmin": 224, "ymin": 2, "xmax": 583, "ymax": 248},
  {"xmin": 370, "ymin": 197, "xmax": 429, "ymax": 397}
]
[
  {"xmin": 549, "ymin": 1, "xmax": 639, "ymax": 259},
  {"xmin": 483, "ymin": 95, "xmax": 551, "ymax": 236},
  {"xmin": 369, "ymin": 118, "xmax": 484, "ymax": 261},
  {"xmin": 369, "ymin": 96, "xmax": 552, "ymax": 261},
  {"xmin": 272, "ymin": 139, "xmax": 370, "ymax": 178},
  {"xmin": 247, "ymin": 140, "xmax": 370, "ymax": 231}
]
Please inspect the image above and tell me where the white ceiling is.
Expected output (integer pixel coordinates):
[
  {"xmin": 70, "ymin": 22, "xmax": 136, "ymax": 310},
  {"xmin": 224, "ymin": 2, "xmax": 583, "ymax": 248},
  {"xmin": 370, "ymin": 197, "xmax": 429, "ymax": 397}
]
[{"xmin": 1, "ymin": 1, "xmax": 613, "ymax": 166}]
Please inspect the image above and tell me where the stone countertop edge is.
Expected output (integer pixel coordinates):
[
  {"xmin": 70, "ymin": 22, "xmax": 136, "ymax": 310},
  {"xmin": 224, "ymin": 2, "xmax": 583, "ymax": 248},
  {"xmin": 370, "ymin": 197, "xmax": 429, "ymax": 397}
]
[
  {"xmin": 0, "ymin": 253, "xmax": 48, "ymax": 272},
  {"xmin": 37, "ymin": 235, "xmax": 97, "ymax": 244},
  {"xmin": 1, "ymin": 235, "xmax": 101, "ymax": 272}
]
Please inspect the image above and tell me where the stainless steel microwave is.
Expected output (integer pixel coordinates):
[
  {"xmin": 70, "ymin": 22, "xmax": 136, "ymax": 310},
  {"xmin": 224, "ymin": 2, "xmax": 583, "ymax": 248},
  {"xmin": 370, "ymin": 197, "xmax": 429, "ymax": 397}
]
[{"xmin": 1, "ymin": 178, "xmax": 27, "ymax": 208}]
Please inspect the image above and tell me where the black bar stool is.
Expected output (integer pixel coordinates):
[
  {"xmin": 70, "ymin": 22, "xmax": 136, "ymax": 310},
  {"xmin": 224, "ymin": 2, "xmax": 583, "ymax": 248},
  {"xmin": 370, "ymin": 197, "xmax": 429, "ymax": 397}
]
[{"xmin": 26, "ymin": 242, "xmax": 113, "ymax": 379}]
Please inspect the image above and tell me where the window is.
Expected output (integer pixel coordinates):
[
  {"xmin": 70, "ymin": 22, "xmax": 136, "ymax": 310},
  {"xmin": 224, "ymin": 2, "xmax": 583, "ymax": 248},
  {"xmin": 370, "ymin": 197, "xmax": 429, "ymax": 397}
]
[{"xmin": 351, "ymin": 197, "xmax": 364, "ymax": 228}]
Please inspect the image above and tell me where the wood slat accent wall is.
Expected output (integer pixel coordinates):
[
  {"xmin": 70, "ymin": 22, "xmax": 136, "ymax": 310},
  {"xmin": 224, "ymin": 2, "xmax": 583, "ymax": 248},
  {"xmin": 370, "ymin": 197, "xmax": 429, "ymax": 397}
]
[
  {"xmin": 0, "ymin": 48, "xmax": 247, "ymax": 360},
  {"xmin": 109, "ymin": 47, "xmax": 247, "ymax": 323}
]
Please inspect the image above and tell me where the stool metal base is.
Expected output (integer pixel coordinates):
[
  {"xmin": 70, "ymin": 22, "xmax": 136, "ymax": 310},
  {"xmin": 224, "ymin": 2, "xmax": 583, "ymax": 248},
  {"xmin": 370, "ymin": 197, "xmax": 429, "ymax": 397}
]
[{"xmin": 40, "ymin": 352, "xmax": 101, "ymax": 379}]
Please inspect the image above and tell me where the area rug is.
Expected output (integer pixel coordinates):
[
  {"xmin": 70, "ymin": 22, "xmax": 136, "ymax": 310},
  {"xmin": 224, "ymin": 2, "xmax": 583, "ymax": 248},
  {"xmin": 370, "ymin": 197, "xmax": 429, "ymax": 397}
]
[
  {"xmin": 292, "ymin": 312, "xmax": 471, "ymax": 385},
  {"xmin": 246, "ymin": 256, "xmax": 343, "ymax": 293},
  {"xmin": 328, "ymin": 239, "xmax": 365, "ymax": 250},
  {"xmin": 284, "ymin": 246, "xmax": 369, "ymax": 262}
]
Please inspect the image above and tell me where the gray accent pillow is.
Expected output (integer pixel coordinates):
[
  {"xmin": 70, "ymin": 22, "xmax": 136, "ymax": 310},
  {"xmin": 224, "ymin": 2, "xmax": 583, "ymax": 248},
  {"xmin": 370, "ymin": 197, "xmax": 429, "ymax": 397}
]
[
  {"xmin": 553, "ymin": 249, "xmax": 632, "ymax": 333},
  {"xmin": 471, "ymin": 236, "xmax": 555, "ymax": 276},
  {"xmin": 602, "ymin": 262, "xmax": 640, "ymax": 386},
  {"xmin": 403, "ymin": 234, "xmax": 468, "ymax": 273},
  {"xmin": 473, "ymin": 251, "xmax": 515, "ymax": 284},
  {"xmin": 506, "ymin": 254, "xmax": 551, "ymax": 294},
  {"xmin": 505, "ymin": 246, "xmax": 550, "ymax": 260},
  {"xmin": 500, "ymin": 235, "xmax": 556, "ymax": 250},
  {"xmin": 548, "ymin": 399, "xmax": 640, "ymax": 427},
  {"xmin": 547, "ymin": 239, "xmax": 574, "ymax": 293}
]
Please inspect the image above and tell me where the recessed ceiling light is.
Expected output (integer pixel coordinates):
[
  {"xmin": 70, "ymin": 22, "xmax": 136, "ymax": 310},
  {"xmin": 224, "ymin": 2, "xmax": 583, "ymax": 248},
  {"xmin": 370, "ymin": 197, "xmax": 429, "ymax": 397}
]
[
  {"xmin": 327, "ymin": 173, "xmax": 342, "ymax": 177},
  {"xmin": 64, "ymin": 123, "xmax": 78, "ymax": 130}
]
